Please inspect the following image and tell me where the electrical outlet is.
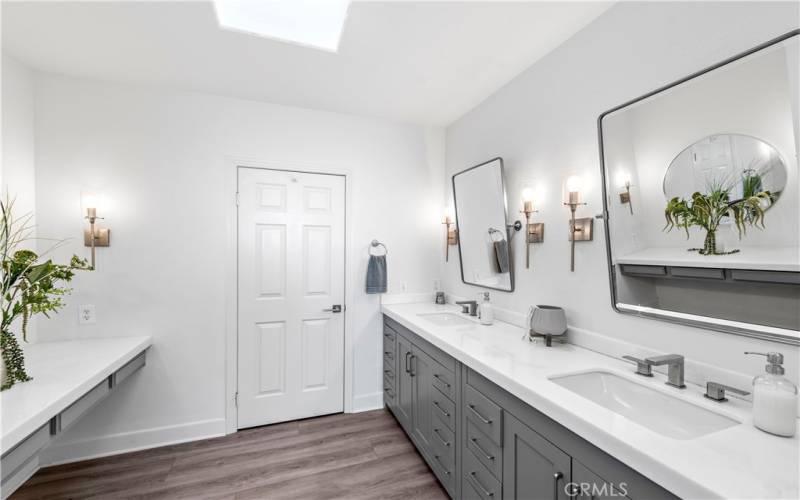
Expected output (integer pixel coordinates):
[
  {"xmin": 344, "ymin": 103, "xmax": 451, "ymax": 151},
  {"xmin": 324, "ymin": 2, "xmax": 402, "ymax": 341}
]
[
  {"xmin": 79, "ymin": 305, "xmax": 96, "ymax": 325},
  {"xmin": 401, "ymin": 282, "xmax": 407, "ymax": 292}
]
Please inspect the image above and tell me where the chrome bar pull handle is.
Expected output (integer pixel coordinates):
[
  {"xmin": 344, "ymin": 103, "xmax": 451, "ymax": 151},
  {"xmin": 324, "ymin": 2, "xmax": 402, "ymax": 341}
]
[
  {"xmin": 553, "ymin": 472, "xmax": 563, "ymax": 500},
  {"xmin": 470, "ymin": 437, "xmax": 495, "ymax": 460},
  {"xmin": 468, "ymin": 404, "xmax": 492, "ymax": 424},
  {"xmin": 469, "ymin": 472, "xmax": 494, "ymax": 497}
]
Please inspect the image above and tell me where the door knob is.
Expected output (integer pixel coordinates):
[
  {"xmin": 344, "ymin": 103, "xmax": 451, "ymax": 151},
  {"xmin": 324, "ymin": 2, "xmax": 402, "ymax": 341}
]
[{"xmin": 323, "ymin": 305, "xmax": 342, "ymax": 313}]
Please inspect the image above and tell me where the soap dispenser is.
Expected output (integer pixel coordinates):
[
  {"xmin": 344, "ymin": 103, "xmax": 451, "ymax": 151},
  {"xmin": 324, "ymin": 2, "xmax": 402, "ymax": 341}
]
[
  {"xmin": 479, "ymin": 292, "xmax": 494, "ymax": 325},
  {"xmin": 745, "ymin": 351, "xmax": 797, "ymax": 437}
]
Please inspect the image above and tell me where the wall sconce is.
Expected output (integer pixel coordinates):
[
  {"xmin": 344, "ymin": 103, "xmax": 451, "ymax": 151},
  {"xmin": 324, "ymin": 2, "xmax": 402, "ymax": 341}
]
[
  {"xmin": 519, "ymin": 188, "xmax": 544, "ymax": 269},
  {"xmin": 563, "ymin": 176, "xmax": 592, "ymax": 272},
  {"xmin": 617, "ymin": 172, "xmax": 634, "ymax": 214},
  {"xmin": 442, "ymin": 206, "xmax": 458, "ymax": 262},
  {"xmin": 82, "ymin": 192, "xmax": 109, "ymax": 270}
]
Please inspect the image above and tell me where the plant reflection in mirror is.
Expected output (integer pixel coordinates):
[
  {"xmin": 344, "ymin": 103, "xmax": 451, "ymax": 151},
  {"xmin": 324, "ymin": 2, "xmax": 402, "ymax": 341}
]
[{"xmin": 663, "ymin": 163, "xmax": 775, "ymax": 256}]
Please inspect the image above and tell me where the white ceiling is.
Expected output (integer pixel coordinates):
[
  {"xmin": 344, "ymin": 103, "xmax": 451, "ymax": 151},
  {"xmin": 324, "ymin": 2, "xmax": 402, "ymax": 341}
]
[{"xmin": 1, "ymin": 1, "xmax": 613, "ymax": 125}]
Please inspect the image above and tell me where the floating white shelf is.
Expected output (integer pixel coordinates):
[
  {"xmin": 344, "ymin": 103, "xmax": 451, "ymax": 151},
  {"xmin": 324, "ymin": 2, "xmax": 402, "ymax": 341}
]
[{"xmin": 616, "ymin": 246, "xmax": 800, "ymax": 273}]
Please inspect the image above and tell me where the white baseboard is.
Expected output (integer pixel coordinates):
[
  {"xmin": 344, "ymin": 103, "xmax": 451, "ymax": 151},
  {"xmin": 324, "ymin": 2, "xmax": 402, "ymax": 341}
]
[
  {"xmin": 352, "ymin": 391, "xmax": 383, "ymax": 413},
  {"xmin": 40, "ymin": 418, "xmax": 226, "ymax": 466}
]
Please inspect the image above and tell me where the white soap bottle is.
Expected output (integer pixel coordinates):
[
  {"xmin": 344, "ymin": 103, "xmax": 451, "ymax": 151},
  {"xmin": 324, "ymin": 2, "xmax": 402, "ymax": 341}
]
[
  {"xmin": 479, "ymin": 292, "xmax": 494, "ymax": 325},
  {"xmin": 746, "ymin": 351, "xmax": 798, "ymax": 437}
]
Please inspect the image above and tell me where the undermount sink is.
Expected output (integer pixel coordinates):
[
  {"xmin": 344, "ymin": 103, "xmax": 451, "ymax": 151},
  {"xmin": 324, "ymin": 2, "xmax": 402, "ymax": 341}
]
[
  {"xmin": 417, "ymin": 312, "xmax": 474, "ymax": 327},
  {"xmin": 550, "ymin": 371, "xmax": 739, "ymax": 439}
]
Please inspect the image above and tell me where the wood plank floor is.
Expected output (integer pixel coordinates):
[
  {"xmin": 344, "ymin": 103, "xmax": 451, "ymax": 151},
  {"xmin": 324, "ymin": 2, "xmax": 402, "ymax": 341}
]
[{"xmin": 11, "ymin": 409, "xmax": 448, "ymax": 500}]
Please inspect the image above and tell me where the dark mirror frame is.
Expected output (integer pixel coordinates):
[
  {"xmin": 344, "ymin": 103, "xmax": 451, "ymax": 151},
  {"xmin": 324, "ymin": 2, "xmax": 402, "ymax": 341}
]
[
  {"xmin": 452, "ymin": 157, "xmax": 516, "ymax": 293},
  {"xmin": 597, "ymin": 29, "xmax": 800, "ymax": 346}
]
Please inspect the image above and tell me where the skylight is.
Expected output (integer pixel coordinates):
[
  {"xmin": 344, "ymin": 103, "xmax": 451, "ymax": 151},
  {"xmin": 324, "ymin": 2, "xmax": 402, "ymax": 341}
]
[{"xmin": 213, "ymin": 0, "xmax": 351, "ymax": 52}]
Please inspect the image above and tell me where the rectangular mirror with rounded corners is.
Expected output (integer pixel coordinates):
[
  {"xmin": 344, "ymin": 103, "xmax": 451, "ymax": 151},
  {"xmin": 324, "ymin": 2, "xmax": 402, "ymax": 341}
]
[
  {"xmin": 598, "ymin": 30, "xmax": 800, "ymax": 345},
  {"xmin": 453, "ymin": 157, "xmax": 515, "ymax": 292}
]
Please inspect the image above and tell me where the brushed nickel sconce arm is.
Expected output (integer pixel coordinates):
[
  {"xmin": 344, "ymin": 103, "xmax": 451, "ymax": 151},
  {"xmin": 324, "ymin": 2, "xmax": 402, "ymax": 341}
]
[
  {"xmin": 519, "ymin": 203, "xmax": 543, "ymax": 269},
  {"xmin": 84, "ymin": 208, "xmax": 110, "ymax": 270},
  {"xmin": 619, "ymin": 181, "xmax": 634, "ymax": 214},
  {"xmin": 442, "ymin": 219, "xmax": 458, "ymax": 262},
  {"xmin": 564, "ymin": 201, "xmax": 592, "ymax": 272}
]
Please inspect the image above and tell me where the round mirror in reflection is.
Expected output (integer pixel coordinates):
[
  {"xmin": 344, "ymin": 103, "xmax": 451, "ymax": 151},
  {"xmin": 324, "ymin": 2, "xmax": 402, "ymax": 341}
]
[{"xmin": 663, "ymin": 134, "xmax": 787, "ymax": 208}]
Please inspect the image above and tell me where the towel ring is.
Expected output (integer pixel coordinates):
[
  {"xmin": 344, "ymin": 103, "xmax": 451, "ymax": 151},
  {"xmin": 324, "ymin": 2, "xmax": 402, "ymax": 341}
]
[{"xmin": 370, "ymin": 239, "xmax": 388, "ymax": 256}]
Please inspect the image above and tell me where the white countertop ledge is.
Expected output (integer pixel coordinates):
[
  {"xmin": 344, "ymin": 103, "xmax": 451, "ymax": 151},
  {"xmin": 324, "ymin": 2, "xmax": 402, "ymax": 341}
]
[
  {"xmin": 382, "ymin": 302, "xmax": 799, "ymax": 500},
  {"xmin": 1, "ymin": 336, "xmax": 152, "ymax": 452},
  {"xmin": 616, "ymin": 246, "xmax": 800, "ymax": 272}
]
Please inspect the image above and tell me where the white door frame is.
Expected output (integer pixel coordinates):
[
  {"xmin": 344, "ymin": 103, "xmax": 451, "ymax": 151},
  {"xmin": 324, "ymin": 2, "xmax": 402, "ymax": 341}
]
[{"xmin": 224, "ymin": 156, "xmax": 355, "ymax": 434}]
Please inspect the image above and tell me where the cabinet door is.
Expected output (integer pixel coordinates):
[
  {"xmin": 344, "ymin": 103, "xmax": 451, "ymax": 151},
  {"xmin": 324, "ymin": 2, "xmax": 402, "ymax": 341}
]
[
  {"xmin": 411, "ymin": 346, "xmax": 435, "ymax": 453},
  {"xmin": 503, "ymin": 412, "xmax": 571, "ymax": 500},
  {"xmin": 571, "ymin": 461, "xmax": 632, "ymax": 500},
  {"xmin": 395, "ymin": 334, "xmax": 414, "ymax": 433}
]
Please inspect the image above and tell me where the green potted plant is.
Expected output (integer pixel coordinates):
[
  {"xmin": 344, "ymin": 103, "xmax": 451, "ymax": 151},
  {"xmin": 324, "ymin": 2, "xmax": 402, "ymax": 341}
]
[
  {"xmin": 1, "ymin": 196, "xmax": 90, "ymax": 391},
  {"xmin": 663, "ymin": 180, "xmax": 773, "ymax": 256}
]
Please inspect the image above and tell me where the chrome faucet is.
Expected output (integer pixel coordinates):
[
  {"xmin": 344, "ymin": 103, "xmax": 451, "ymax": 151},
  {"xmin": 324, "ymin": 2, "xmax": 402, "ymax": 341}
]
[
  {"xmin": 455, "ymin": 300, "xmax": 478, "ymax": 316},
  {"xmin": 646, "ymin": 354, "xmax": 685, "ymax": 389},
  {"xmin": 623, "ymin": 353, "xmax": 685, "ymax": 388}
]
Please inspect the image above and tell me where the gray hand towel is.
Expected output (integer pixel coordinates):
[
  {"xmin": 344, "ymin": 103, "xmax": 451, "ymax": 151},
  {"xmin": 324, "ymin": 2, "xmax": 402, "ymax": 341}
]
[
  {"xmin": 366, "ymin": 255, "xmax": 387, "ymax": 294},
  {"xmin": 493, "ymin": 239, "xmax": 510, "ymax": 274}
]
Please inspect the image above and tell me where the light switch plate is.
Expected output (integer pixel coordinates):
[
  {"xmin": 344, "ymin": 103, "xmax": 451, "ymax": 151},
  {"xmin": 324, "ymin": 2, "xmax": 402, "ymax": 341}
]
[{"xmin": 79, "ymin": 305, "xmax": 96, "ymax": 324}]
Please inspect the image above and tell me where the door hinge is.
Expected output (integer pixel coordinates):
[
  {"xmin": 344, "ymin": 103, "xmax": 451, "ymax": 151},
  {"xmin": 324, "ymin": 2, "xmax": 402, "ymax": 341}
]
[
  {"xmin": 234, "ymin": 392, "xmax": 239, "ymax": 407},
  {"xmin": 235, "ymin": 192, "xmax": 240, "ymax": 206}
]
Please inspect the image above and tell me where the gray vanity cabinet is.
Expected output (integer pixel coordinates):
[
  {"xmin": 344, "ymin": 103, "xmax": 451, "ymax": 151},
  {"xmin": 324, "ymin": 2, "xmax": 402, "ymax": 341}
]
[
  {"xmin": 382, "ymin": 315, "xmax": 678, "ymax": 500},
  {"xmin": 394, "ymin": 330, "xmax": 414, "ymax": 433},
  {"xmin": 502, "ymin": 412, "xmax": 571, "ymax": 500},
  {"xmin": 572, "ymin": 461, "xmax": 633, "ymax": 500},
  {"xmin": 410, "ymin": 347, "xmax": 436, "ymax": 452}
]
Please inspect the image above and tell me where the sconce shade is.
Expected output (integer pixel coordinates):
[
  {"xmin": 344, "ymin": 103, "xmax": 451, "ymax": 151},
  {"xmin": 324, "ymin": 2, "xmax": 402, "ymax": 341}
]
[
  {"xmin": 616, "ymin": 171, "xmax": 631, "ymax": 189},
  {"xmin": 442, "ymin": 205, "xmax": 455, "ymax": 224},
  {"xmin": 522, "ymin": 187, "xmax": 534, "ymax": 201},
  {"xmin": 565, "ymin": 176, "xmax": 583, "ymax": 205},
  {"xmin": 81, "ymin": 192, "xmax": 105, "ymax": 217}
]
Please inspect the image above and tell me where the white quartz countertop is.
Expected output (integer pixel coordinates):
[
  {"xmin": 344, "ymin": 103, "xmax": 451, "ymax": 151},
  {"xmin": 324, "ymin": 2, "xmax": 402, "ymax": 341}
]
[
  {"xmin": 1, "ymin": 336, "xmax": 152, "ymax": 452},
  {"xmin": 616, "ymin": 246, "xmax": 800, "ymax": 272},
  {"xmin": 382, "ymin": 302, "xmax": 799, "ymax": 500}
]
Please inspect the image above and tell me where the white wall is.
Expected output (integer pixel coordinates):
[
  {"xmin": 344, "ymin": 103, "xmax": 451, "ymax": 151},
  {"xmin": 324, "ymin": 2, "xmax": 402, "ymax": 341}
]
[
  {"xmin": 443, "ymin": 2, "xmax": 800, "ymax": 385},
  {"xmin": 31, "ymin": 73, "xmax": 444, "ymax": 463},
  {"xmin": 1, "ymin": 53, "xmax": 37, "ymax": 340}
]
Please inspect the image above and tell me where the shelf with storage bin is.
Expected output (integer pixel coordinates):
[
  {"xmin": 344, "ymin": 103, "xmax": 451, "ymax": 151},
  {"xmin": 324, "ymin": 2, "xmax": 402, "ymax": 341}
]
[{"xmin": 616, "ymin": 246, "xmax": 800, "ymax": 284}]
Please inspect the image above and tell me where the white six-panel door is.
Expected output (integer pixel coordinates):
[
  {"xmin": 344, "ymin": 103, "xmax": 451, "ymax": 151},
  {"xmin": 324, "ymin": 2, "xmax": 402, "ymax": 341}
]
[{"xmin": 237, "ymin": 167, "xmax": 345, "ymax": 429}]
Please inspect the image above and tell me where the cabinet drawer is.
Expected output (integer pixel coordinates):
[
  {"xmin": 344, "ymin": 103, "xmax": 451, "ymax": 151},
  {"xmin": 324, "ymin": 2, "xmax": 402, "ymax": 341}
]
[
  {"xmin": 112, "ymin": 352, "xmax": 146, "ymax": 387},
  {"xmin": 462, "ymin": 470, "xmax": 488, "ymax": 500},
  {"xmin": 383, "ymin": 344, "xmax": 397, "ymax": 363},
  {"xmin": 1, "ymin": 424, "xmax": 50, "ymax": 482},
  {"xmin": 431, "ymin": 412, "xmax": 455, "ymax": 464},
  {"xmin": 430, "ymin": 386, "xmax": 456, "ymax": 432},
  {"xmin": 464, "ymin": 383, "xmax": 502, "ymax": 445},
  {"xmin": 384, "ymin": 315, "xmax": 456, "ymax": 373},
  {"xmin": 466, "ymin": 420, "xmax": 502, "ymax": 479},
  {"xmin": 431, "ymin": 363, "xmax": 455, "ymax": 401},
  {"xmin": 463, "ymin": 448, "xmax": 501, "ymax": 500},
  {"xmin": 57, "ymin": 379, "xmax": 111, "ymax": 432},
  {"xmin": 383, "ymin": 383, "xmax": 396, "ymax": 406},
  {"xmin": 670, "ymin": 266, "xmax": 724, "ymax": 280},
  {"xmin": 383, "ymin": 325, "xmax": 397, "ymax": 343},
  {"xmin": 430, "ymin": 451, "xmax": 455, "ymax": 496},
  {"xmin": 382, "ymin": 358, "xmax": 396, "ymax": 383}
]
